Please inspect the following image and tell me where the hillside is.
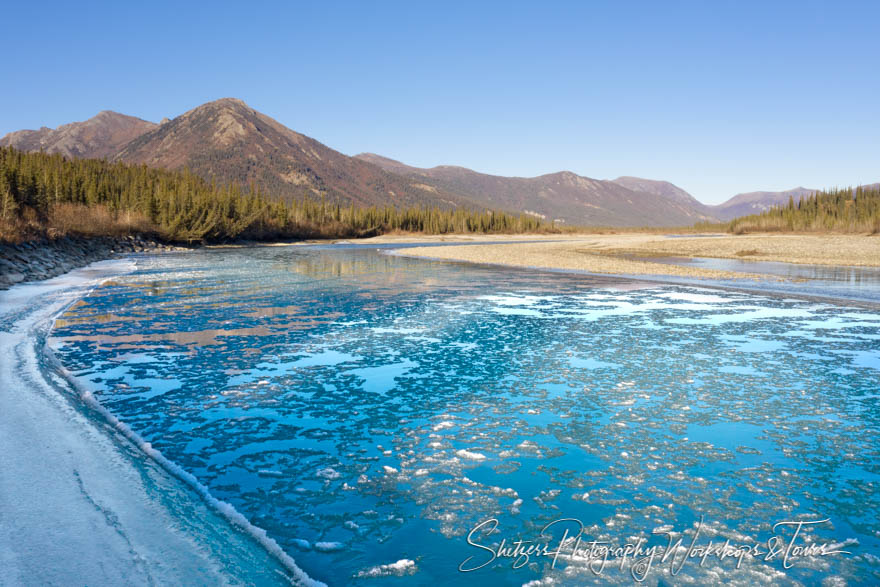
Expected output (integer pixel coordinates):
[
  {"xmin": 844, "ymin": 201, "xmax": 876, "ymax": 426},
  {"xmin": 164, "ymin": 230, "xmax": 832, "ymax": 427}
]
[
  {"xmin": 9, "ymin": 98, "xmax": 871, "ymax": 229},
  {"xmin": 113, "ymin": 99, "xmax": 474, "ymax": 209},
  {"xmin": 723, "ymin": 185, "xmax": 880, "ymax": 233},
  {"xmin": 0, "ymin": 146, "xmax": 544, "ymax": 244},
  {"xmin": 611, "ymin": 176, "xmax": 717, "ymax": 218},
  {"xmin": 0, "ymin": 111, "xmax": 156, "ymax": 159},
  {"xmin": 356, "ymin": 154, "xmax": 718, "ymax": 226},
  {"xmin": 708, "ymin": 187, "xmax": 817, "ymax": 220}
]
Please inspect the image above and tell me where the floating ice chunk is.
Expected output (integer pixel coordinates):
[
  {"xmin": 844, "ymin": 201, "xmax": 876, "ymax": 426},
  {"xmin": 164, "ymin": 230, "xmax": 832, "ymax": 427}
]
[
  {"xmin": 316, "ymin": 467, "xmax": 341, "ymax": 480},
  {"xmin": 478, "ymin": 294, "xmax": 543, "ymax": 306},
  {"xmin": 314, "ymin": 541, "xmax": 346, "ymax": 552},
  {"xmin": 382, "ymin": 465, "xmax": 399, "ymax": 474},
  {"xmin": 291, "ymin": 538, "xmax": 312, "ymax": 550},
  {"xmin": 668, "ymin": 307, "xmax": 813, "ymax": 325},
  {"xmin": 657, "ymin": 291, "xmax": 733, "ymax": 304},
  {"xmin": 371, "ymin": 327, "xmax": 424, "ymax": 335},
  {"xmin": 456, "ymin": 449, "xmax": 487, "ymax": 461},
  {"xmin": 355, "ymin": 558, "xmax": 417, "ymax": 578},
  {"xmin": 433, "ymin": 421, "xmax": 455, "ymax": 431},
  {"xmin": 257, "ymin": 469, "xmax": 284, "ymax": 478},
  {"xmin": 490, "ymin": 486, "xmax": 518, "ymax": 498},
  {"xmin": 491, "ymin": 307, "xmax": 544, "ymax": 317},
  {"xmin": 826, "ymin": 538, "xmax": 859, "ymax": 551},
  {"xmin": 449, "ymin": 342, "xmax": 477, "ymax": 352}
]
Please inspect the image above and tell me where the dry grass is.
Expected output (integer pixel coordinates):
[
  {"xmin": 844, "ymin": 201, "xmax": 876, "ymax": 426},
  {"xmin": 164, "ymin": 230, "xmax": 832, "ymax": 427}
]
[
  {"xmin": 49, "ymin": 203, "xmax": 156, "ymax": 237},
  {"xmin": 0, "ymin": 204, "xmax": 158, "ymax": 244}
]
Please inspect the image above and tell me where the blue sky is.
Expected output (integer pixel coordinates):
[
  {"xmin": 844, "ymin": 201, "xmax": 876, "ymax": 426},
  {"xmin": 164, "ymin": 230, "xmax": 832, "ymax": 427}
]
[{"xmin": 2, "ymin": 1, "xmax": 877, "ymax": 203}]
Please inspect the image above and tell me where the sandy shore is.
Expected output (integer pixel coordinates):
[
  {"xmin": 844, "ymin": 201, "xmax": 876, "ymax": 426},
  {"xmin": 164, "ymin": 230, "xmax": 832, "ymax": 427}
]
[{"xmin": 379, "ymin": 233, "xmax": 880, "ymax": 279}]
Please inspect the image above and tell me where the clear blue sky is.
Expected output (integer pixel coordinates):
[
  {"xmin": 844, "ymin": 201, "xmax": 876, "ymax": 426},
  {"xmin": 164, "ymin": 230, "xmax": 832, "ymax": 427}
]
[{"xmin": 2, "ymin": 1, "xmax": 878, "ymax": 203}]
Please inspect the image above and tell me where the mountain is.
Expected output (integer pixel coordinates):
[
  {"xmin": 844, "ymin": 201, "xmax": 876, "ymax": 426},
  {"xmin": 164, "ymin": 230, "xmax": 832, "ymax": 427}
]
[
  {"xmin": 113, "ymin": 98, "xmax": 472, "ymax": 208},
  {"xmin": 16, "ymin": 98, "xmax": 857, "ymax": 226},
  {"xmin": 611, "ymin": 176, "xmax": 716, "ymax": 217},
  {"xmin": 356, "ymin": 154, "xmax": 718, "ymax": 226},
  {"xmin": 0, "ymin": 111, "xmax": 156, "ymax": 159},
  {"xmin": 709, "ymin": 187, "xmax": 816, "ymax": 220},
  {"xmin": 710, "ymin": 183, "xmax": 880, "ymax": 220}
]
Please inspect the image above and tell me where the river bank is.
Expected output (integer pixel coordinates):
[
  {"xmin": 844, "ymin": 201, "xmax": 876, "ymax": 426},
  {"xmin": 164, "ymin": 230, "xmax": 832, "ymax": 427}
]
[
  {"xmin": 0, "ymin": 235, "xmax": 183, "ymax": 290},
  {"xmin": 6, "ymin": 231, "xmax": 878, "ymax": 291},
  {"xmin": 0, "ymin": 259, "xmax": 318, "ymax": 585},
  {"xmin": 386, "ymin": 233, "xmax": 880, "ymax": 279}
]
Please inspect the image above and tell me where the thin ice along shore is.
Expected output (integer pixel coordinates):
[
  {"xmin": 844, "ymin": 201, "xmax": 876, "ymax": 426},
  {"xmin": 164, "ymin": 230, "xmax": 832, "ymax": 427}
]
[{"xmin": 0, "ymin": 259, "xmax": 318, "ymax": 586}]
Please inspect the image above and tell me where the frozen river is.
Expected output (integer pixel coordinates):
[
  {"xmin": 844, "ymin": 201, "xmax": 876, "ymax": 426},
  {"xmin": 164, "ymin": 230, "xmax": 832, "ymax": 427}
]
[{"xmin": 24, "ymin": 244, "xmax": 880, "ymax": 584}]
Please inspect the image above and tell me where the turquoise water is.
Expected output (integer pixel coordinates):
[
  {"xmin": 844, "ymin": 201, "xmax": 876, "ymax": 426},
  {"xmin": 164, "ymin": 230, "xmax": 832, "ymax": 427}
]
[{"xmin": 50, "ymin": 245, "xmax": 880, "ymax": 585}]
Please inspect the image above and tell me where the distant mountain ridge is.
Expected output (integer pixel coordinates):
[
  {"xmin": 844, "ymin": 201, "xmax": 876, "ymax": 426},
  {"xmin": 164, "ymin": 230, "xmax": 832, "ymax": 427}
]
[
  {"xmin": 356, "ymin": 154, "xmax": 718, "ymax": 226},
  {"xmin": 709, "ymin": 183, "xmax": 880, "ymax": 220},
  {"xmin": 708, "ymin": 187, "xmax": 817, "ymax": 220},
  {"xmin": 3, "ymin": 98, "xmax": 875, "ymax": 226}
]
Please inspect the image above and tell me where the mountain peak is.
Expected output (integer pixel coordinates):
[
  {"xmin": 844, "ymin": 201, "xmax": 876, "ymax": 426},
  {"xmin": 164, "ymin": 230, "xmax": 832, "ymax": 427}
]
[
  {"xmin": 0, "ymin": 110, "xmax": 156, "ymax": 159},
  {"xmin": 170, "ymin": 98, "xmax": 257, "ymax": 127},
  {"xmin": 95, "ymin": 110, "xmax": 124, "ymax": 118},
  {"xmin": 213, "ymin": 97, "xmax": 248, "ymax": 106},
  {"xmin": 196, "ymin": 97, "xmax": 251, "ymax": 112},
  {"xmin": 112, "ymin": 101, "xmax": 475, "ymax": 208}
]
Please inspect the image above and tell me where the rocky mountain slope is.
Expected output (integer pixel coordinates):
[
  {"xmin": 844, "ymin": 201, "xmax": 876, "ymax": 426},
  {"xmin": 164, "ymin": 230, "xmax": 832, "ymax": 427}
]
[
  {"xmin": 356, "ymin": 154, "xmax": 718, "ymax": 226},
  {"xmin": 0, "ymin": 111, "xmax": 157, "ymax": 159},
  {"xmin": 113, "ymin": 99, "xmax": 471, "ymax": 208},
  {"xmin": 708, "ymin": 187, "xmax": 817, "ymax": 220},
  {"xmin": 612, "ymin": 176, "xmax": 717, "ymax": 218},
  {"xmin": 10, "ymin": 98, "xmax": 871, "ymax": 226}
]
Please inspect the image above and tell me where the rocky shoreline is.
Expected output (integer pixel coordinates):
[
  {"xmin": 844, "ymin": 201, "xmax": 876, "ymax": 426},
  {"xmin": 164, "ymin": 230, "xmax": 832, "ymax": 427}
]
[{"xmin": 0, "ymin": 235, "xmax": 181, "ymax": 290}]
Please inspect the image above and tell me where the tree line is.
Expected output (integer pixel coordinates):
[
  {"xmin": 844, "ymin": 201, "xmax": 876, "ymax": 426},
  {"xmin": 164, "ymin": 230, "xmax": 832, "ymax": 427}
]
[
  {"xmin": 695, "ymin": 186, "xmax": 880, "ymax": 234},
  {"xmin": 0, "ymin": 146, "xmax": 547, "ymax": 243}
]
